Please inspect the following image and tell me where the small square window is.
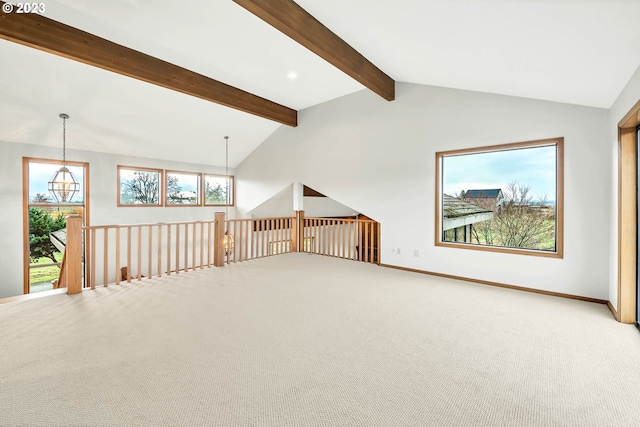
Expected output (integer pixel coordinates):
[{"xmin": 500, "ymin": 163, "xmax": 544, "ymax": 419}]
[
  {"xmin": 166, "ymin": 171, "xmax": 201, "ymax": 206},
  {"xmin": 204, "ymin": 174, "xmax": 234, "ymax": 206},
  {"xmin": 118, "ymin": 166, "xmax": 162, "ymax": 206}
]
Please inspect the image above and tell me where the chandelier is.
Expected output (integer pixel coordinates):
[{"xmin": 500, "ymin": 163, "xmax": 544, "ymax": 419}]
[
  {"xmin": 223, "ymin": 136, "xmax": 234, "ymax": 255},
  {"xmin": 48, "ymin": 113, "xmax": 79, "ymax": 203}
]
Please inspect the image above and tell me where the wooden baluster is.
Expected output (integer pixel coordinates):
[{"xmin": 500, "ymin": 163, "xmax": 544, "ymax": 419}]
[
  {"xmin": 136, "ymin": 226, "xmax": 142, "ymax": 280},
  {"xmin": 244, "ymin": 220, "xmax": 249, "ymax": 261},
  {"xmin": 341, "ymin": 220, "xmax": 345, "ymax": 258},
  {"xmin": 347, "ymin": 221, "xmax": 355, "ymax": 260},
  {"xmin": 233, "ymin": 221, "xmax": 237, "ymax": 263},
  {"xmin": 250, "ymin": 220, "xmax": 255, "ymax": 260},
  {"xmin": 115, "ymin": 228, "xmax": 121, "ymax": 284},
  {"xmin": 376, "ymin": 222, "xmax": 380, "ymax": 264},
  {"xmin": 365, "ymin": 222, "xmax": 370, "ymax": 263},
  {"xmin": 167, "ymin": 224, "xmax": 172, "ymax": 275},
  {"xmin": 310, "ymin": 219, "xmax": 314, "ymax": 254},
  {"xmin": 333, "ymin": 220, "xmax": 337, "ymax": 257},
  {"xmin": 184, "ymin": 223, "xmax": 189, "ymax": 272},
  {"xmin": 255, "ymin": 220, "xmax": 262, "ymax": 258},
  {"xmin": 199, "ymin": 222, "xmax": 204, "ymax": 269},
  {"xmin": 278, "ymin": 218, "xmax": 282, "ymax": 254},
  {"xmin": 148, "ymin": 225, "xmax": 153, "ymax": 278},
  {"xmin": 176, "ymin": 223, "xmax": 181, "ymax": 274},
  {"xmin": 262, "ymin": 220, "xmax": 267, "ymax": 257},
  {"xmin": 158, "ymin": 225, "xmax": 163, "ymax": 277},
  {"xmin": 271, "ymin": 219, "xmax": 275, "ymax": 254},
  {"xmin": 238, "ymin": 220, "xmax": 243, "ymax": 262},
  {"xmin": 302, "ymin": 218, "xmax": 306, "ymax": 252},
  {"xmin": 205, "ymin": 222, "xmax": 210, "ymax": 267},
  {"xmin": 90, "ymin": 227, "xmax": 96, "ymax": 289},
  {"xmin": 191, "ymin": 222, "xmax": 198, "ymax": 271},
  {"xmin": 333, "ymin": 220, "xmax": 338, "ymax": 257},
  {"xmin": 332, "ymin": 220, "xmax": 336, "ymax": 257},
  {"xmin": 314, "ymin": 219, "xmax": 318, "ymax": 254},
  {"xmin": 290, "ymin": 211, "xmax": 298, "ymax": 252},
  {"xmin": 371, "ymin": 222, "xmax": 375, "ymax": 263},
  {"xmin": 338, "ymin": 221, "xmax": 341, "ymax": 258},
  {"xmin": 358, "ymin": 221, "xmax": 363, "ymax": 262},
  {"xmin": 126, "ymin": 226, "xmax": 132, "ymax": 283},
  {"xmin": 103, "ymin": 228, "xmax": 109, "ymax": 286}
]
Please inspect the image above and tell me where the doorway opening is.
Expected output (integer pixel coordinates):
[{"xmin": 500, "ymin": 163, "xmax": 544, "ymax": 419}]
[{"xmin": 23, "ymin": 158, "xmax": 89, "ymax": 294}]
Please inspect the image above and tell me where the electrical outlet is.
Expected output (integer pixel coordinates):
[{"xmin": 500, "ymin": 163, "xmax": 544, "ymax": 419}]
[
  {"xmin": 397, "ymin": 248, "xmax": 401, "ymax": 255},
  {"xmin": 414, "ymin": 249, "xmax": 419, "ymax": 257}
]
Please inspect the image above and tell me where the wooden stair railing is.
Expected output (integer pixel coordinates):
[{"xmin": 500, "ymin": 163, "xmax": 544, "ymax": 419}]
[{"xmin": 62, "ymin": 211, "xmax": 381, "ymax": 295}]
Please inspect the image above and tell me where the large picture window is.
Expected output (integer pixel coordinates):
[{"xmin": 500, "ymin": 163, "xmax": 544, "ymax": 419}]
[
  {"xmin": 435, "ymin": 137, "xmax": 563, "ymax": 258},
  {"xmin": 118, "ymin": 166, "xmax": 162, "ymax": 206}
]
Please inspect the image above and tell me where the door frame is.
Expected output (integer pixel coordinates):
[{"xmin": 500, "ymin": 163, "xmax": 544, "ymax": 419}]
[
  {"xmin": 22, "ymin": 157, "xmax": 90, "ymax": 294},
  {"xmin": 617, "ymin": 100, "xmax": 640, "ymax": 323}
]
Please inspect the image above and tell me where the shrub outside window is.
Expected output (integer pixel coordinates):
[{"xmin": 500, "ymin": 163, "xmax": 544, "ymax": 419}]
[{"xmin": 204, "ymin": 174, "xmax": 234, "ymax": 206}]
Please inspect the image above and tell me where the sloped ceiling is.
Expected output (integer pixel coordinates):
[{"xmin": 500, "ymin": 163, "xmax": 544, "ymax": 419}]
[{"xmin": 1, "ymin": 0, "xmax": 639, "ymax": 168}]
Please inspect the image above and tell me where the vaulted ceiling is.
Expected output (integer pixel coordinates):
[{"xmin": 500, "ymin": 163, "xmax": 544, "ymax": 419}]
[{"xmin": 1, "ymin": 0, "xmax": 640, "ymax": 167}]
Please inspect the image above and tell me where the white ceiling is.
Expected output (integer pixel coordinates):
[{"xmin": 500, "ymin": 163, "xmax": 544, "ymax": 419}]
[{"xmin": 1, "ymin": 0, "xmax": 640, "ymax": 167}]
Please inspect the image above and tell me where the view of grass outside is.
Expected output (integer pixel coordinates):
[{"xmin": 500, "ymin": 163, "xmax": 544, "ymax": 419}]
[
  {"xmin": 440, "ymin": 140, "xmax": 560, "ymax": 253},
  {"xmin": 30, "ymin": 252, "xmax": 63, "ymax": 285},
  {"xmin": 28, "ymin": 206, "xmax": 79, "ymax": 289}
]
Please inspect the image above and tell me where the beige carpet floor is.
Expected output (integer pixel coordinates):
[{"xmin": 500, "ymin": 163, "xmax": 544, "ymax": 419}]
[{"xmin": 1, "ymin": 253, "xmax": 639, "ymax": 426}]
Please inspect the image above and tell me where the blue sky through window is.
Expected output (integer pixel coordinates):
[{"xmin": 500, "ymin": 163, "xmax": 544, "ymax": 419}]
[
  {"xmin": 29, "ymin": 162, "xmax": 85, "ymax": 203},
  {"xmin": 442, "ymin": 145, "xmax": 556, "ymax": 203}
]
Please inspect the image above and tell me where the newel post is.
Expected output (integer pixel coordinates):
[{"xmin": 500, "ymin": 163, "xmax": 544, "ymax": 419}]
[
  {"xmin": 214, "ymin": 212, "xmax": 225, "ymax": 267},
  {"xmin": 298, "ymin": 210, "xmax": 304, "ymax": 252},
  {"xmin": 65, "ymin": 214, "xmax": 83, "ymax": 295},
  {"xmin": 291, "ymin": 210, "xmax": 304, "ymax": 252},
  {"xmin": 291, "ymin": 211, "xmax": 298, "ymax": 252}
]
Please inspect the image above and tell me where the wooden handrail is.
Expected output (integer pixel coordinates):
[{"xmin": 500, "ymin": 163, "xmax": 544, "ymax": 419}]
[
  {"xmin": 79, "ymin": 217, "xmax": 223, "ymax": 289},
  {"xmin": 301, "ymin": 217, "xmax": 380, "ymax": 264},
  {"xmin": 86, "ymin": 219, "xmax": 217, "ymax": 230},
  {"xmin": 63, "ymin": 212, "xmax": 379, "ymax": 295},
  {"xmin": 224, "ymin": 215, "xmax": 295, "ymax": 263}
]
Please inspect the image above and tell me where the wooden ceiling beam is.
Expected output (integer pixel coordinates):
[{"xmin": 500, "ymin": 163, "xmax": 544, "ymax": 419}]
[
  {"xmin": 233, "ymin": 0, "xmax": 395, "ymax": 101},
  {"xmin": 0, "ymin": 2, "xmax": 297, "ymax": 126}
]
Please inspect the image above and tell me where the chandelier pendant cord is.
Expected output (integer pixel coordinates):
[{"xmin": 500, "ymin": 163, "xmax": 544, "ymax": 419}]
[{"xmin": 62, "ymin": 114, "xmax": 67, "ymax": 165}]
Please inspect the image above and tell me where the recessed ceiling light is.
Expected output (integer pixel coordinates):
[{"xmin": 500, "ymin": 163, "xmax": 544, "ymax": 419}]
[{"xmin": 287, "ymin": 71, "xmax": 298, "ymax": 80}]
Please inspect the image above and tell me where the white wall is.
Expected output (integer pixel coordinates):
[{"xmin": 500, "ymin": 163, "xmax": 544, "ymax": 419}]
[
  {"xmin": 248, "ymin": 183, "xmax": 358, "ymax": 218},
  {"xmin": 607, "ymin": 64, "xmax": 640, "ymax": 310},
  {"xmin": 0, "ymin": 140, "xmax": 233, "ymax": 298},
  {"xmin": 236, "ymin": 82, "xmax": 611, "ymax": 300}
]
